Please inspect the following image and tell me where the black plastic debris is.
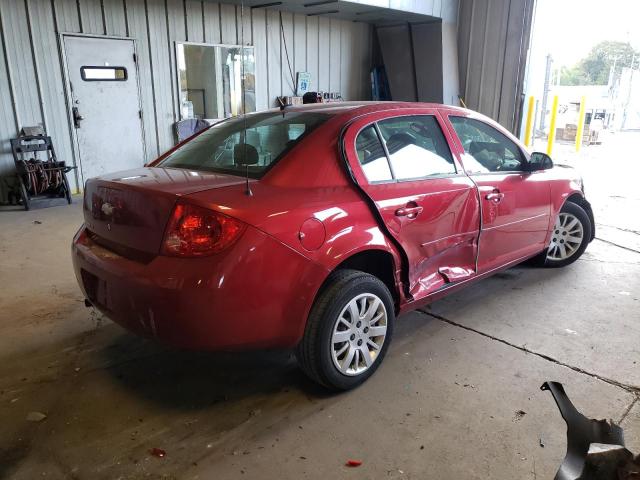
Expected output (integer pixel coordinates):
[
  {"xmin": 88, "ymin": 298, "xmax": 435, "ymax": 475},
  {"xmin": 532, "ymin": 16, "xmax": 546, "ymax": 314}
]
[{"xmin": 542, "ymin": 381, "xmax": 640, "ymax": 480}]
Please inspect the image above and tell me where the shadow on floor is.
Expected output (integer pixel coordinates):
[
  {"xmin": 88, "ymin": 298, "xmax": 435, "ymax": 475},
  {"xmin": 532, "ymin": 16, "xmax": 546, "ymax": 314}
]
[{"xmin": 99, "ymin": 332, "xmax": 333, "ymax": 410}]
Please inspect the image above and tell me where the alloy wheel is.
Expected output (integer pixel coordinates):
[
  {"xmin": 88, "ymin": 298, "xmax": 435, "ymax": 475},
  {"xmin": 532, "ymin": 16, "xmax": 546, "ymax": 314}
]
[
  {"xmin": 547, "ymin": 212, "xmax": 584, "ymax": 261},
  {"xmin": 330, "ymin": 293, "xmax": 388, "ymax": 376}
]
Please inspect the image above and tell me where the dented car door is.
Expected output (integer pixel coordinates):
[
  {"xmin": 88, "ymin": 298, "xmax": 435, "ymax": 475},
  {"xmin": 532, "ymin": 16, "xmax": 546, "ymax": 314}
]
[{"xmin": 343, "ymin": 109, "xmax": 481, "ymax": 300}]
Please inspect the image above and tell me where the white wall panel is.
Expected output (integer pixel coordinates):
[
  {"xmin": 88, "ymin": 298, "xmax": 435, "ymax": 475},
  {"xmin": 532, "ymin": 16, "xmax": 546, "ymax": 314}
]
[
  {"xmin": 27, "ymin": 0, "xmax": 78, "ymax": 190},
  {"xmin": 127, "ymin": 0, "xmax": 159, "ymax": 161},
  {"xmin": 292, "ymin": 13, "xmax": 305, "ymax": 81},
  {"xmin": 185, "ymin": 0, "xmax": 204, "ymax": 43},
  {"xmin": 146, "ymin": 0, "xmax": 176, "ymax": 153},
  {"xmin": 317, "ymin": 16, "xmax": 330, "ymax": 92},
  {"xmin": 329, "ymin": 19, "xmax": 341, "ymax": 94},
  {"xmin": 103, "ymin": 0, "xmax": 128, "ymax": 36},
  {"xmin": 219, "ymin": 2, "xmax": 236, "ymax": 44},
  {"xmin": 203, "ymin": 2, "xmax": 221, "ymax": 44},
  {"xmin": 305, "ymin": 16, "xmax": 319, "ymax": 93},
  {"xmin": 279, "ymin": 11, "xmax": 295, "ymax": 97},
  {"xmin": 0, "ymin": 1, "xmax": 18, "ymax": 179},
  {"xmin": 53, "ymin": 0, "xmax": 81, "ymax": 33},
  {"xmin": 266, "ymin": 8, "xmax": 281, "ymax": 104},
  {"xmin": 79, "ymin": 0, "xmax": 104, "ymax": 34},
  {"xmin": 1, "ymin": 0, "xmax": 42, "ymax": 130},
  {"xmin": 252, "ymin": 8, "xmax": 268, "ymax": 111}
]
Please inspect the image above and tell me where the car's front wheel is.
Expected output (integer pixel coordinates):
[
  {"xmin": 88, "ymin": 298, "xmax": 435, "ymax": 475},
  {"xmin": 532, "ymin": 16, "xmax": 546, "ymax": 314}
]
[
  {"xmin": 544, "ymin": 201, "xmax": 592, "ymax": 268},
  {"xmin": 296, "ymin": 269, "xmax": 395, "ymax": 390}
]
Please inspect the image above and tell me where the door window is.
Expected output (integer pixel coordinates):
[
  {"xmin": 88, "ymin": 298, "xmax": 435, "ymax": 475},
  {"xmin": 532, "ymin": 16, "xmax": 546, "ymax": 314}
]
[
  {"xmin": 354, "ymin": 115, "xmax": 456, "ymax": 183},
  {"xmin": 81, "ymin": 66, "xmax": 127, "ymax": 81},
  {"xmin": 449, "ymin": 116, "xmax": 525, "ymax": 173},
  {"xmin": 377, "ymin": 116, "xmax": 456, "ymax": 180},
  {"xmin": 355, "ymin": 125, "xmax": 393, "ymax": 182}
]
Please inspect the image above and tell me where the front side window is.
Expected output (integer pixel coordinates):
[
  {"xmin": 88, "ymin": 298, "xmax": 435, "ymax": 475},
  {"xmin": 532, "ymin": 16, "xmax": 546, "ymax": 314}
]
[
  {"xmin": 449, "ymin": 116, "xmax": 525, "ymax": 173},
  {"xmin": 157, "ymin": 111, "xmax": 330, "ymax": 178},
  {"xmin": 377, "ymin": 115, "xmax": 456, "ymax": 180}
]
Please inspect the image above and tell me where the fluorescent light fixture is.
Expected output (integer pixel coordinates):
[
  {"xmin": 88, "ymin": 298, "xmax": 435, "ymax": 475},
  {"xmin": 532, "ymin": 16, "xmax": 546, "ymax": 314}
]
[
  {"xmin": 250, "ymin": 1, "xmax": 282, "ymax": 9},
  {"xmin": 307, "ymin": 9, "xmax": 339, "ymax": 16},
  {"xmin": 304, "ymin": 0, "xmax": 338, "ymax": 7}
]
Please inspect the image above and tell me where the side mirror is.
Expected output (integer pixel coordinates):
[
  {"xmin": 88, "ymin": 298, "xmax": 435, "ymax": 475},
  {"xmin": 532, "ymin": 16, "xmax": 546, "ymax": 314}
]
[{"xmin": 528, "ymin": 152, "xmax": 554, "ymax": 171}]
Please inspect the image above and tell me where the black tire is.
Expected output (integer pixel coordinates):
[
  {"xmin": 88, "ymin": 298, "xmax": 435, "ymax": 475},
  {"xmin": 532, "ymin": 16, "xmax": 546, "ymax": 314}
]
[
  {"xmin": 296, "ymin": 269, "xmax": 395, "ymax": 391},
  {"xmin": 62, "ymin": 174, "xmax": 72, "ymax": 204},
  {"xmin": 542, "ymin": 201, "xmax": 592, "ymax": 268}
]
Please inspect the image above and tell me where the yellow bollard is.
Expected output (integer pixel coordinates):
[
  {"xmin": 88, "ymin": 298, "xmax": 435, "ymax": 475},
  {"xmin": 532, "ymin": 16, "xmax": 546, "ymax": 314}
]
[
  {"xmin": 524, "ymin": 95, "xmax": 535, "ymax": 147},
  {"xmin": 575, "ymin": 96, "xmax": 587, "ymax": 152},
  {"xmin": 546, "ymin": 95, "xmax": 559, "ymax": 156}
]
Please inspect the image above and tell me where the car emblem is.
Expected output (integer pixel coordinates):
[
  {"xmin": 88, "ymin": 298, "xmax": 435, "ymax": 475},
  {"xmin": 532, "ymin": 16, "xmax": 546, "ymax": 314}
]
[{"xmin": 101, "ymin": 202, "xmax": 114, "ymax": 216}]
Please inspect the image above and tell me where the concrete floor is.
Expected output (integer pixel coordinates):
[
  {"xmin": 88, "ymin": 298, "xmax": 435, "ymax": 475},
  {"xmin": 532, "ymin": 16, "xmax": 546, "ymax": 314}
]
[{"xmin": 1, "ymin": 133, "xmax": 639, "ymax": 479}]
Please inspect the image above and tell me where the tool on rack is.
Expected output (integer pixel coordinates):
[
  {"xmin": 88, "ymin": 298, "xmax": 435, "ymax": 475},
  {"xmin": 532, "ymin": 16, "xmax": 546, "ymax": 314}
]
[{"xmin": 10, "ymin": 134, "xmax": 76, "ymax": 210}]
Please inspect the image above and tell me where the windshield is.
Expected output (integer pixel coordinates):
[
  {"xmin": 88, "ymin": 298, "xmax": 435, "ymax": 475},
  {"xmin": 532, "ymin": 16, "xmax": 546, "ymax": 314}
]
[{"xmin": 157, "ymin": 111, "xmax": 331, "ymax": 178}]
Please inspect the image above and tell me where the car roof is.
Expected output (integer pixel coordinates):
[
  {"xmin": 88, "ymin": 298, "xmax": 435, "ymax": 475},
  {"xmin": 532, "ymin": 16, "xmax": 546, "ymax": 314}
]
[{"xmin": 260, "ymin": 101, "xmax": 470, "ymax": 118}]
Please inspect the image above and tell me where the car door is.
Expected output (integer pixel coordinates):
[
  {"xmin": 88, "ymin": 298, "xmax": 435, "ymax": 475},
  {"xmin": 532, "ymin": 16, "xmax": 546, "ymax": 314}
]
[
  {"xmin": 343, "ymin": 110, "xmax": 481, "ymax": 300},
  {"xmin": 443, "ymin": 112, "xmax": 551, "ymax": 272}
]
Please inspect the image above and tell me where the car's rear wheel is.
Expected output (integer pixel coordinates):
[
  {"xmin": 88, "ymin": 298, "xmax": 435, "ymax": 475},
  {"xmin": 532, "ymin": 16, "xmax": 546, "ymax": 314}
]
[
  {"xmin": 296, "ymin": 269, "xmax": 395, "ymax": 391},
  {"xmin": 543, "ymin": 201, "xmax": 592, "ymax": 268}
]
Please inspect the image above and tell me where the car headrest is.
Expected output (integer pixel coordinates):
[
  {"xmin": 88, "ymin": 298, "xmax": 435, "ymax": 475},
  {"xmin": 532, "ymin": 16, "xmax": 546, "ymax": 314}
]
[{"xmin": 233, "ymin": 143, "xmax": 259, "ymax": 166}]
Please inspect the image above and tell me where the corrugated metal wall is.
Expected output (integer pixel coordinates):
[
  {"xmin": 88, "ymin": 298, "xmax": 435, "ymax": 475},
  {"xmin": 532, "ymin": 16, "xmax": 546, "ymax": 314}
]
[
  {"xmin": 457, "ymin": 0, "xmax": 534, "ymax": 133},
  {"xmin": 0, "ymin": 0, "xmax": 372, "ymax": 197}
]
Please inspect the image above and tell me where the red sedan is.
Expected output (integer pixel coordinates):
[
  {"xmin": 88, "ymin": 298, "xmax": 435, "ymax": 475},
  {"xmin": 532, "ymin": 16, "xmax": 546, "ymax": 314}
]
[{"xmin": 72, "ymin": 102, "xmax": 594, "ymax": 390}]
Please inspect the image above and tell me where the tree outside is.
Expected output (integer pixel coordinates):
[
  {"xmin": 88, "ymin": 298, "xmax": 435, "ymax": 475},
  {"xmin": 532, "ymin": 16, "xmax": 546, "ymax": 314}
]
[{"xmin": 560, "ymin": 41, "xmax": 639, "ymax": 85}]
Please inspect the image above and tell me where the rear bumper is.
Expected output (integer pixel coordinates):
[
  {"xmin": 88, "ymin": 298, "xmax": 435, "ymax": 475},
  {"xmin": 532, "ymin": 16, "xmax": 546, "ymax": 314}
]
[{"xmin": 71, "ymin": 225, "xmax": 328, "ymax": 350}]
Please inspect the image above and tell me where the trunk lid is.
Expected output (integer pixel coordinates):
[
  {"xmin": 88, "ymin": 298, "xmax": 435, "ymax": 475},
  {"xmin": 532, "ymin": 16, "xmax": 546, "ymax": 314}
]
[{"xmin": 83, "ymin": 167, "xmax": 245, "ymax": 256}]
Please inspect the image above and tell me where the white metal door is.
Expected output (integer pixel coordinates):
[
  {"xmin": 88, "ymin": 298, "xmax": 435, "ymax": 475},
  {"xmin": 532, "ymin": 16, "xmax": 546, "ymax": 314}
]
[{"xmin": 63, "ymin": 36, "xmax": 145, "ymax": 182}]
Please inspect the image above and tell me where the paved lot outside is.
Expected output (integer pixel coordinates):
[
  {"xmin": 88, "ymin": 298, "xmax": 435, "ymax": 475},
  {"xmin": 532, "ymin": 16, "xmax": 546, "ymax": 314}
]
[{"xmin": 0, "ymin": 132, "xmax": 639, "ymax": 479}]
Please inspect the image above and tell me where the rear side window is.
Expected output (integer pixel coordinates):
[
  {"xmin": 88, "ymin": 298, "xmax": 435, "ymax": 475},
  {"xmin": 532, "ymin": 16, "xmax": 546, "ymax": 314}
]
[
  {"xmin": 449, "ymin": 116, "xmax": 525, "ymax": 173},
  {"xmin": 356, "ymin": 125, "xmax": 392, "ymax": 182},
  {"xmin": 157, "ymin": 111, "xmax": 331, "ymax": 178}
]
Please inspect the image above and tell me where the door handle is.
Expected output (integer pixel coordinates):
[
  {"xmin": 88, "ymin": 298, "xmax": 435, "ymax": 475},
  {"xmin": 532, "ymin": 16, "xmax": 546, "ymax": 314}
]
[
  {"xmin": 485, "ymin": 192, "xmax": 504, "ymax": 204},
  {"xmin": 395, "ymin": 205, "xmax": 423, "ymax": 218},
  {"xmin": 72, "ymin": 107, "xmax": 84, "ymax": 128}
]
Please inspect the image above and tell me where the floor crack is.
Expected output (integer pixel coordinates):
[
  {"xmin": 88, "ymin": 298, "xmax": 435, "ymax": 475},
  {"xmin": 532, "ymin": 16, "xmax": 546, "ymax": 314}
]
[
  {"xmin": 418, "ymin": 309, "xmax": 640, "ymax": 394},
  {"xmin": 618, "ymin": 395, "xmax": 640, "ymax": 424},
  {"xmin": 594, "ymin": 237, "xmax": 640, "ymax": 254},
  {"xmin": 597, "ymin": 223, "xmax": 640, "ymax": 236}
]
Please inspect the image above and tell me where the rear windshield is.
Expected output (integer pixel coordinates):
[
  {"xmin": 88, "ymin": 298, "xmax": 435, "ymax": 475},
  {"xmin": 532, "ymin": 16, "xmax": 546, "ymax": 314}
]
[{"xmin": 156, "ymin": 111, "xmax": 331, "ymax": 178}]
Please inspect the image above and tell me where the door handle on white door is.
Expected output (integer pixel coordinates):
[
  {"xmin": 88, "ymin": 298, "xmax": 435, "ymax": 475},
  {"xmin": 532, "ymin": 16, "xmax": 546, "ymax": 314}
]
[{"xmin": 72, "ymin": 107, "xmax": 84, "ymax": 128}]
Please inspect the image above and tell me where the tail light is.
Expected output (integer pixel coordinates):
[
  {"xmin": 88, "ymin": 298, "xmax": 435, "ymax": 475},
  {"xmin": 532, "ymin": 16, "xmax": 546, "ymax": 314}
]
[{"xmin": 161, "ymin": 202, "xmax": 245, "ymax": 257}]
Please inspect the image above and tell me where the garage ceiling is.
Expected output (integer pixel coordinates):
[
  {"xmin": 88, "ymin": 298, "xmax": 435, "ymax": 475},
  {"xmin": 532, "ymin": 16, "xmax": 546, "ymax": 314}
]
[{"xmin": 216, "ymin": 0, "xmax": 441, "ymax": 25}]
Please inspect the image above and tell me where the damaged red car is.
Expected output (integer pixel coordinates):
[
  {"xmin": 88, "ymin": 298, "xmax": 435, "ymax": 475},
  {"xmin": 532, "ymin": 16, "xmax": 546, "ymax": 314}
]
[{"xmin": 72, "ymin": 102, "xmax": 594, "ymax": 390}]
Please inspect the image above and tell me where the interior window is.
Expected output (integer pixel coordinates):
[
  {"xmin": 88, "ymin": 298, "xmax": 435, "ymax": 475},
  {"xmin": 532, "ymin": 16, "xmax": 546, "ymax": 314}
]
[
  {"xmin": 176, "ymin": 43, "xmax": 256, "ymax": 120},
  {"xmin": 355, "ymin": 125, "xmax": 393, "ymax": 182},
  {"xmin": 449, "ymin": 116, "xmax": 525, "ymax": 173},
  {"xmin": 377, "ymin": 115, "xmax": 456, "ymax": 180}
]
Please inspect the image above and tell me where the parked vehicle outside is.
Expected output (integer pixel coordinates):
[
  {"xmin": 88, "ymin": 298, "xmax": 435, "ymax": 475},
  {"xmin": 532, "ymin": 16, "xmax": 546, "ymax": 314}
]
[{"xmin": 72, "ymin": 102, "xmax": 594, "ymax": 390}]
